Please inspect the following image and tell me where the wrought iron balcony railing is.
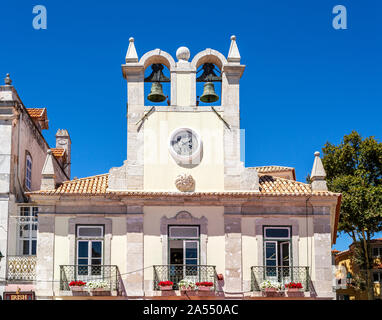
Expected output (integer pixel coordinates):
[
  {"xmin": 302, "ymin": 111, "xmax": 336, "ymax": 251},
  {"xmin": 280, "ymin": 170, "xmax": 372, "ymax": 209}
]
[
  {"xmin": 60, "ymin": 265, "xmax": 125, "ymax": 296},
  {"xmin": 251, "ymin": 266, "xmax": 310, "ymax": 292},
  {"xmin": 7, "ymin": 256, "xmax": 36, "ymax": 281},
  {"xmin": 153, "ymin": 265, "xmax": 217, "ymax": 290}
]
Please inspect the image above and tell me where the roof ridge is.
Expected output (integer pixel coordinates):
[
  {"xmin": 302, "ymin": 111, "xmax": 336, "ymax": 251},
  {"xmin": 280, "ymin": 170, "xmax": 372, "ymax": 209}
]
[
  {"xmin": 259, "ymin": 174, "xmax": 308, "ymax": 186},
  {"xmin": 64, "ymin": 173, "xmax": 108, "ymax": 182}
]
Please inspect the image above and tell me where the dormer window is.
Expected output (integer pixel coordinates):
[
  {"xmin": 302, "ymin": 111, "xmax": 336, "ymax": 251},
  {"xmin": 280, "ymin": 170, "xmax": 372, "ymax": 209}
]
[{"xmin": 25, "ymin": 154, "xmax": 32, "ymax": 190}]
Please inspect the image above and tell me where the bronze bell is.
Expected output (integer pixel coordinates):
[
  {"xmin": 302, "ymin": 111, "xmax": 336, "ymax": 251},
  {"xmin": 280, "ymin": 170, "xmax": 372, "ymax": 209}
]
[
  {"xmin": 200, "ymin": 82, "xmax": 219, "ymax": 103},
  {"xmin": 147, "ymin": 82, "xmax": 166, "ymax": 102}
]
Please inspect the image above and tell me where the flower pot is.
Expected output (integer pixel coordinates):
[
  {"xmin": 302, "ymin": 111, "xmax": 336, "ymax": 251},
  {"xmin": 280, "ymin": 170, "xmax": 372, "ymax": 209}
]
[
  {"xmin": 71, "ymin": 286, "xmax": 88, "ymax": 296},
  {"xmin": 198, "ymin": 286, "xmax": 212, "ymax": 291},
  {"xmin": 71, "ymin": 286, "xmax": 85, "ymax": 291},
  {"xmin": 159, "ymin": 285, "xmax": 173, "ymax": 291},
  {"xmin": 287, "ymin": 288, "xmax": 301, "ymax": 292},
  {"xmin": 262, "ymin": 288, "xmax": 279, "ymax": 297},
  {"xmin": 90, "ymin": 288, "xmax": 111, "ymax": 296},
  {"xmin": 287, "ymin": 289, "xmax": 304, "ymax": 297}
]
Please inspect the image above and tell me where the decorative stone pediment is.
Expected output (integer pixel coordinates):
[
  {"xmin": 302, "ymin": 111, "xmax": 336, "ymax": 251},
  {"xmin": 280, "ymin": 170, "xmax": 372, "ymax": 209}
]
[{"xmin": 160, "ymin": 211, "xmax": 207, "ymax": 235}]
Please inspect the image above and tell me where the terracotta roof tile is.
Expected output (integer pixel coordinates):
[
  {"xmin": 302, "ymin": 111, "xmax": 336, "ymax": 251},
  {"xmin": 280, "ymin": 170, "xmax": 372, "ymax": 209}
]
[
  {"xmin": 255, "ymin": 166, "xmax": 295, "ymax": 174},
  {"xmin": 26, "ymin": 108, "xmax": 47, "ymax": 120},
  {"xmin": 27, "ymin": 173, "xmax": 339, "ymax": 197},
  {"xmin": 51, "ymin": 148, "xmax": 65, "ymax": 158}
]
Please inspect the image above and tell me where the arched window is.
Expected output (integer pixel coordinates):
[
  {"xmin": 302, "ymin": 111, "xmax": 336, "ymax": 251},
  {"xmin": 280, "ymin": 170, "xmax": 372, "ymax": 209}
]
[{"xmin": 25, "ymin": 153, "xmax": 32, "ymax": 190}]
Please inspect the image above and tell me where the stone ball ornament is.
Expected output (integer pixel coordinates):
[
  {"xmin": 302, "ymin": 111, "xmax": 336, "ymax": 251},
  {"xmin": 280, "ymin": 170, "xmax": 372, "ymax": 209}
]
[
  {"xmin": 176, "ymin": 46, "xmax": 190, "ymax": 62},
  {"xmin": 175, "ymin": 174, "xmax": 195, "ymax": 192}
]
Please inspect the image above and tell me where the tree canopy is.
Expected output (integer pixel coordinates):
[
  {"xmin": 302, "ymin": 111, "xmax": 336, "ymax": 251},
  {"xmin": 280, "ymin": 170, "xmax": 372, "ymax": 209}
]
[
  {"xmin": 322, "ymin": 131, "xmax": 382, "ymax": 237},
  {"xmin": 321, "ymin": 131, "xmax": 382, "ymax": 298}
]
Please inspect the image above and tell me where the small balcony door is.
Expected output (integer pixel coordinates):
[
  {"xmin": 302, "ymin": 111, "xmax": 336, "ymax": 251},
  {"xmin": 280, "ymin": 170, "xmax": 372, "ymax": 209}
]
[
  {"xmin": 76, "ymin": 226, "xmax": 104, "ymax": 279},
  {"xmin": 168, "ymin": 226, "xmax": 200, "ymax": 284},
  {"xmin": 263, "ymin": 226, "xmax": 291, "ymax": 283}
]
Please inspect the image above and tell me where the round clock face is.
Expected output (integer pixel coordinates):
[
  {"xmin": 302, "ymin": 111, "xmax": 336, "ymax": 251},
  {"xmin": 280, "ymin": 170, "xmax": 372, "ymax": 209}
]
[
  {"xmin": 169, "ymin": 128, "xmax": 202, "ymax": 163},
  {"xmin": 171, "ymin": 130, "xmax": 198, "ymax": 156}
]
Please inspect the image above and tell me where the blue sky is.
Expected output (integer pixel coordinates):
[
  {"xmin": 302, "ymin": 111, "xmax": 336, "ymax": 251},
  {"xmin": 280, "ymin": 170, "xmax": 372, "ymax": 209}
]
[{"xmin": 1, "ymin": 1, "xmax": 381, "ymax": 250}]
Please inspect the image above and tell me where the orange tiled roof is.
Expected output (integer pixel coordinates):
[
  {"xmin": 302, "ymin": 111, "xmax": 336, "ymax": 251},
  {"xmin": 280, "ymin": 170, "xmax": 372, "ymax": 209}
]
[
  {"xmin": 255, "ymin": 166, "xmax": 295, "ymax": 174},
  {"xmin": 27, "ymin": 173, "xmax": 339, "ymax": 197},
  {"xmin": 51, "ymin": 148, "xmax": 65, "ymax": 158},
  {"xmin": 26, "ymin": 108, "xmax": 47, "ymax": 120},
  {"xmin": 46, "ymin": 174, "xmax": 108, "ymax": 195}
]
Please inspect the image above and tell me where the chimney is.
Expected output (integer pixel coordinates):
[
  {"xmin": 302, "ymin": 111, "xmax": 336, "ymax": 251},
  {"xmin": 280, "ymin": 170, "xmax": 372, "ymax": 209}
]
[
  {"xmin": 310, "ymin": 151, "xmax": 328, "ymax": 191},
  {"xmin": 56, "ymin": 129, "xmax": 71, "ymax": 178},
  {"xmin": 41, "ymin": 150, "xmax": 56, "ymax": 190}
]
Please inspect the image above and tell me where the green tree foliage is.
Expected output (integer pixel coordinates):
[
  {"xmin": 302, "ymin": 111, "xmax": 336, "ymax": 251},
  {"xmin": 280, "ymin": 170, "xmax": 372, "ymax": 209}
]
[{"xmin": 322, "ymin": 131, "xmax": 382, "ymax": 299}]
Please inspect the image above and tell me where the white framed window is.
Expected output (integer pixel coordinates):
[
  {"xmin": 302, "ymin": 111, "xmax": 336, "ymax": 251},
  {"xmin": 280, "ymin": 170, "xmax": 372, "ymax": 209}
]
[
  {"xmin": 372, "ymin": 247, "xmax": 382, "ymax": 258},
  {"xmin": 169, "ymin": 226, "xmax": 199, "ymax": 239},
  {"xmin": 18, "ymin": 207, "xmax": 38, "ymax": 255},
  {"xmin": 264, "ymin": 227, "xmax": 290, "ymax": 239},
  {"xmin": 76, "ymin": 226, "xmax": 104, "ymax": 276},
  {"xmin": 25, "ymin": 154, "xmax": 32, "ymax": 190},
  {"xmin": 263, "ymin": 226, "xmax": 292, "ymax": 278}
]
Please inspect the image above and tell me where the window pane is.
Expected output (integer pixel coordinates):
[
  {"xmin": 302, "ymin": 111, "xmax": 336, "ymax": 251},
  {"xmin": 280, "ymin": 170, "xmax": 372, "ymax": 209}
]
[
  {"xmin": 265, "ymin": 242, "xmax": 276, "ymax": 260},
  {"xmin": 78, "ymin": 226, "xmax": 103, "ymax": 237},
  {"xmin": 373, "ymin": 248, "xmax": 379, "ymax": 257},
  {"xmin": 265, "ymin": 228, "xmax": 290, "ymax": 238},
  {"xmin": 20, "ymin": 207, "xmax": 30, "ymax": 216},
  {"xmin": 78, "ymin": 259, "xmax": 88, "ymax": 265},
  {"xmin": 281, "ymin": 242, "xmax": 290, "ymax": 267},
  {"xmin": 169, "ymin": 226, "xmax": 199, "ymax": 238},
  {"xmin": 373, "ymin": 272, "xmax": 379, "ymax": 282},
  {"xmin": 265, "ymin": 259, "xmax": 276, "ymax": 266},
  {"xmin": 78, "ymin": 242, "xmax": 88, "ymax": 258},
  {"xmin": 23, "ymin": 241, "xmax": 30, "ymax": 255},
  {"xmin": 91, "ymin": 242, "xmax": 102, "ymax": 258},
  {"xmin": 185, "ymin": 248, "xmax": 197, "ymax": 259},
  {"xmin": 32, "ymin": 240, "xmax": 36, "ymax": 255}
]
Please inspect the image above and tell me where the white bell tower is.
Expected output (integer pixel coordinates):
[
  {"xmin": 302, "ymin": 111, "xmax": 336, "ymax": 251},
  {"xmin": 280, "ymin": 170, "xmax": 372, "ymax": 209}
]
[{"xmin": 108, "ymin": 36, "xmax": 250, "ymax": 192}]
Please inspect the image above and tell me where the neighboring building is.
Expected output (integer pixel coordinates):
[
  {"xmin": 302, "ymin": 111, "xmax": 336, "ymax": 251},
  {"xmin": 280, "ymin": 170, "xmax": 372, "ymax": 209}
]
[
  {"xmin": 25, "ymin": 36, "xmax": 341, "ymax": 299},
  {"xmin": 0, "ymin": 74, "xmax": 70, "ymax": 297},
  {"xmin": 333, "ymin": 238, "xmax": 382, "ymax": 300}
]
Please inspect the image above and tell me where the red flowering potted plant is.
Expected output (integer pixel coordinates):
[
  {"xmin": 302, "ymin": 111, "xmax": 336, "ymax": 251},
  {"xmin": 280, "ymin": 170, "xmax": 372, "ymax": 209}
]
[
  {"xmin": 69, "ymin": 280, "xmax": 87, "ymax": 295},
  {"xmin": 196, "ymin": 282, "xmax": 214, "ymax": 291},
  {"xmin": 284, "ymin": 282, "xmax": 303, "ymax": 292},
  {"xmin": 158, "ymin": 281, "xmax": 173, "ymax": 291}
]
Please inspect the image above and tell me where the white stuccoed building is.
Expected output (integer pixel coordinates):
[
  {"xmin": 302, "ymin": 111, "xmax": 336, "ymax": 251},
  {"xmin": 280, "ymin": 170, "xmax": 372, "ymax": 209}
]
[
  {"xmin": 24, "ymin": 36, "xmax": 341, "ymax": 300},
  {"xmin": 0, "ymin": 74, "xmax": 70, "ymax": 298}
]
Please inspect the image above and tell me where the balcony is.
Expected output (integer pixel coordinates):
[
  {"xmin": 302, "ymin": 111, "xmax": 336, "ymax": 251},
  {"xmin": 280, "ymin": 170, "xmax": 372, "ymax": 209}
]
[
  {"xmin": 251, "ymin": 266, "xmax": 311, "ymax": 292},
  {"xmin": 7, "ymin": 256, "xmax": 36, "ymax": 281},
  {"xmin": 153, "ymin": 265, "xmax": 217, "ymax": 290},
  {"xmin": 59, "ymin": 265, "xmax": 125, "ymax": 296}
]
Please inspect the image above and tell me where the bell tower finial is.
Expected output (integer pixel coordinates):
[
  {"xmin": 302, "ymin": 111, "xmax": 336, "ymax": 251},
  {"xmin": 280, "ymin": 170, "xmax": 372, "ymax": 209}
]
[
  {"xmin": 125, "ymin": 37, "xmax": 139, "ymax": 63},
  {"xmin": 310, "ymin": 151, "xmax": 328, "ymax": 191},
  {"xmin": 4, "ymin": 73, "xmax": 12, "ymax": 86},
  {"xmin": 227, "ymin": 35, "xmax": 241, "ymax": 64}
]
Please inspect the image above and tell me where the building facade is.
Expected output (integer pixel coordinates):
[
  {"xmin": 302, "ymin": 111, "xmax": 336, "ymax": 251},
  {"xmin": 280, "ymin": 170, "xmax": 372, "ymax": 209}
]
[
  {"xmin": 334, "ymin": 239, "xmax": 382, "ymax": 300},
  {"xmin": 0, "ymin": 75, "xmax": 70, "ymax": 297},
  {"xmin": 24, "ymin": 36, "xmax": 341, "ymax": 299}
]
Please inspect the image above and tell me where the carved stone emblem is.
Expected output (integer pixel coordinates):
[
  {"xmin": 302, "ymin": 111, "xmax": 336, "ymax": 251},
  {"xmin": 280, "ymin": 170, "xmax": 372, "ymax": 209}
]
[{"xmin": 175, "ymin": 174, "xmax": 195, "ymax": 192}]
